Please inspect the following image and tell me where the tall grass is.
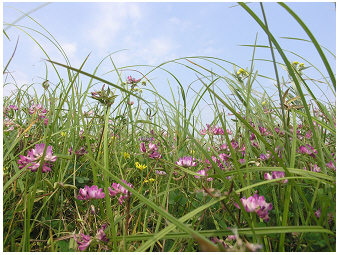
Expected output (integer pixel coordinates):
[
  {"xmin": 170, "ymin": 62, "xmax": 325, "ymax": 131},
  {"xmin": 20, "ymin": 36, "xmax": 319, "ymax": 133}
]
[{"xmin": 3, "ymin": 3, "xmax": 335, "ymax": 252}]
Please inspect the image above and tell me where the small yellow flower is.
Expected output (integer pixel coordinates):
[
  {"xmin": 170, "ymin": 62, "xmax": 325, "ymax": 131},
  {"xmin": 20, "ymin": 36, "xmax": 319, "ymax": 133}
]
[
  {"xmin": 298, "ymin": 63, "xmax": 305, "ymax": 68},
  {"xmin": 191, "ymin": 150, "xmax": 195, "ymax": 154},
  {"xmin": 292, "ymin": 61, "xmax": 299, "ymax": 65},
  {"xmin": 237, "ymin": 68, "xmax": 248, "ymax": 76},
  {"xmin": 262, "ymin": 100, "xmax": 267, "ymax": 106},
  {"xmin": 61, "ymin": 132, "xmax": 65, "ymax": 136},
  {"xmin": 121, "ymin": 152, "xmax": 130, "ymax": 159},
  {"xmin": 135, "ymin": 162, "xmax": 147, "ymax": 170},
  {"xmin": 145, "ymin": 178, "xmax": 155, "ymax": 183}
]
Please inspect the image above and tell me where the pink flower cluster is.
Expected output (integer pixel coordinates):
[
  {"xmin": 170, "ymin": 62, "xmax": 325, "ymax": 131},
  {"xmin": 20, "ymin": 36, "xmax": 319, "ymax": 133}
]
[
  {"xmin": 108, "ymin": 180, "xmax": 133, "ymax": 205},
  {"xmin": 298, "ymin": 144, "xmax": 317, "ymax": 158},
  {"xmin": 127, "ymin": 75, "xmax": 141, "ymax": 84},
  {"xmin": 176, "ymin": 156, "xmax": 197, "ymax": 168},
  {"xmin": 194, "ymin": 169, "xmax": 213, "ymax": 182},
  {"xmin": 140, "ymin": 142, "xmax": 162, "ymax": 159},
  {"xmin": 18, "ymin": 143, "xmax": 57, "ymax": 173},
  {"xmin": 29, "ymin": 104, "xmax": 47, "ymax": 118},
  {"xmin": 264, "ymin": 171, "xmax": 288, "ymax": 184},
  {"xmin": 199, "ymin": 124, "xmax": 232, "ymax": 136},
  {"xmin": 74, "ymin": 224, "xmax": 109, "ymax": 251},
  {"xmin": 234, "ymin": 193, "xmax": 273, "ymax": 222},
  {"xmin": 77, "ymin": 185, "xmax": 105, "ymax": 200}
]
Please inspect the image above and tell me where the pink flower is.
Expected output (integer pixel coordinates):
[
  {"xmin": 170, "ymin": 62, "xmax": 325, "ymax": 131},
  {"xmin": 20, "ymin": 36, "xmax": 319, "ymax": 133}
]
[
  {"xmin": 176, "ymin": 156, "xmax": 197, "ymax": 168},
  {"xmin": 108, "ymin": 180, "xmax": 133, "ymax": 204},
  {"xmin": 18, "ymin": 143, "xmax": 57, "ymax": 173},
  {"xmin": 326, "ymin": 161, "xmax": 336, "ymax": 171},
  {"xmin": 75, "ymin": 234, "xmax": 92, "ymax": 251},
  {"xmin": 310, "ymin": 164, "xmax": 321, "ymax": 173},
  {"xmin": 127, "ymin": 75, "xmax": 141, "ymax": 84},
  {"xmin": 155, "ymin": 170, "xmax": 167, "ymax": 176},
  {"xmin": 44, "ymin": 118, "xmax": 48, "ymax": 126},
  {"xmin": 315, "ymin": 207, "xmax": 321, "ymax": 218},
  {"xmin": 140, "ymin": 142, "xmax": 147, "ymax": 153},
  {"xmin": 298, "ymin": 144, "xmax": 317, "ymax": 158},
  {"xmin": 264, "ymin": 171, "xmax": 288, "ymax": 184},
  {"xmin": 77, "ymin": 185, "xmax": 105, "ymax": 200},
  {"xmin": 95, "ymin": 224, "xmax": 109, "ymax": 242},
  {"xmin": 234, "ymin": 193, "xmax": 272, "ymax": 222},
  {"xmin": 149, "ymin": 151, "xmax": 162, "ymax": 159},
  {"xmin": 194, "ymin": 169, "xmax": 213, "ymax": 182}
]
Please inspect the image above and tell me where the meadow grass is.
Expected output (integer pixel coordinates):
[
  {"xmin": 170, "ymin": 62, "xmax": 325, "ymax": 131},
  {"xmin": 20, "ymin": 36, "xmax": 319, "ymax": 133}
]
[{"xmin": 3, "ymin": 3, "xmax": 335, "ymax": 252}]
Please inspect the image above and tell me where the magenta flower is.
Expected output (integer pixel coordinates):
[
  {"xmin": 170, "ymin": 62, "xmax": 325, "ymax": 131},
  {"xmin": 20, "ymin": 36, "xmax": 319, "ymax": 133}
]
[
  {"xmin": 234, "ymin": 193, "xmax": 273, "ymax": 222},
  {"xmin": 127, "ymin": 75, "xmax": 141, "ymax": 84},
  {"xmin": 259, "ymin": 126, "xmax": 269, "ymax": 136},
  {"xmin": 176, "ymin": 156, "xmax": 197, "ymax": 168},
  {"xmin": 77, "ymin": 185, "xmax": 105, "ymax": 200},
  {"xmin": 18, "ymin": 143, "xmax": 57, "ymax": 173},
  {"xmin": 305, "ymin": 131, "xmax": 312, "ymax": 139},
  {"xmin": 298, "ymin": 144, "xmax": 317, "ymax": 158},
  {"xmin": 326, "ymin": 161, "xmax": 336, "ymax": 171},
  {"xmin": 140, "ymin": 142, "xmax": 147, "ymax": 153},
  {"xmin": 108, "ymin": 180, "xmax": 133, "ymax": 205},
  {"xmin": 211, "ymin": 237, "xmax": 228, "ymax": 249},
  {"xmin": 9, "ymin": 105, "xmax": 18, "ymax": 110},
  {"xmin": 194, "ymin": 169, "xmax": 213, "ymax": 182},
  {"xmin": 44, "ymin": 118, "xmax": 48, "ymax": 126},
  {"xmin": 310, "ymin": 164, "xmax": 321, "ymax": 173},
  {"xmin": 95, "ymin": 224, "xmax": 109, "ymax": 242},
  {"xmin": 264, "ymin": 171, "xmax": 288, "ymax": 184},
  {"xmin": 149, "ymin": 151, "xmax": 162, "ymax": 159},
  {"xmin": 155, "ymin": 170, "xmax": 167, "ymax": 176},
  {"xmin": 315, "ymin": 207, "xmax": 321, "ymax": 218},
  {"xmin": 75, "ymin": 234, "xmax": 92, "ymax": 251}
]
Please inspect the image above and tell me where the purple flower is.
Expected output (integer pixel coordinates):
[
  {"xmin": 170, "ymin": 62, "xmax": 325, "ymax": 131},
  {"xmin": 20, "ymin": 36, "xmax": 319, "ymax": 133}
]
[
  {"xmin": 234, "ymin": 193, "xmax": 273, "ymax": 222},
  {"xmin": 305, "ymin": 131, "xmax": 312, "ymax": 139},
  {"xmin": 77, "ymin": 185, "xmax": 105, "ymax": 200},
  {"xmin": 44, "ymin": 118, "xmax": 49, "ymax": 126},
  {"xmin": 259, "ymin": 126, "xmax": 269, "ymax": 136},
  {"xmin": 75, "ymin": 234, "xmax": 92, "ymax": 251},
  {"xmin": 298, "ymin": 144, "xmax": 317, "ymax": 158},
  {"xmin": 95, "ymin": 224, "xmax": 109, "ymax": 242},
  {"xmin": 326, "ymin": 161, "xmax": 336, "ymax": 171},
  {"xmin": 140, "ymin": 142, "xmax": 147, "ymax": 153},
  {"xmin": 108, "ymin": 180, "xmax": 133, "ymax": 204},
  {"xmin": 127, "ymin": 75, "xmax": 141, "ymax": 84},
  {"xmin": 176, "ymin": 156, "xmax": 197, "ymax": 168},
  {"xmin": 211, "ymin": 237, "xmax": 228, "ymax": 249},
  {"xmin": 9, "ymin": 105, "xmax": 18, "ymax": 110},
  {"xmin": 155, "ymin": 170, "xmax": 167, "ymax": 175},
  {"xmin": 315, "ymin": 207, "xmax": 321, "ymax": 218},
  {"xmin": 194, "ymin": 169, "xmax": 213, "ymax": 182},
  {"xmin": 310, "ymin": 164, "xmax": 321, "ymax": 173},
  {"xmin": 149, "ymin": 151, "xmax": 162, "ymax": 159},
  {"xmin": 264, "ymin": 171, "xmax": 288, "ymax": 184},
  {"xmin": 18, "ymin": 143, "xmax": 57, "ymax": 173}
]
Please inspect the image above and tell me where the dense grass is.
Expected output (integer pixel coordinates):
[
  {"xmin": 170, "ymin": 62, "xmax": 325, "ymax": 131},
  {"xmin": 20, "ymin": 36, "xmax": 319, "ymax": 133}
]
[{"xmin": 3, "ymin": 3, "xmax": 335, "ymax": 252}]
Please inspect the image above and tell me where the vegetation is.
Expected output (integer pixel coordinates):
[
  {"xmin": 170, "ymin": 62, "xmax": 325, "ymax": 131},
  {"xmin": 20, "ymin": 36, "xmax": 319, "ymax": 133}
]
[{"xmin": 3, "ymin": 3, "xmax": 335, "ymax": 252}]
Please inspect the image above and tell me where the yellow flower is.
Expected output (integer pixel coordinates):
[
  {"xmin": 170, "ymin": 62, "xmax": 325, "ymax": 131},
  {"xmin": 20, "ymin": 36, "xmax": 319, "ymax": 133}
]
[
  {"xmin": 237, "ymin": 68, "xmax": 248, "ymax": 76},
  {"xmin": 298, "ymin": 63, "xmax": 305, "ymax": 68},
  {"xmin": 135, "ymin": 162, "xmax": 147, "ymax": 170},
  {"xmin": 292, "ymin": 61, "xmax": 299, "ymax": 65},
  {"xmin": 145, "ymin": 178, "xmax": 155, "ymax": 183},
  {"xmin": 121, "ymin": 152, "xmax": 130, "ymax": 159},
  {"xmin": 61, "ymin": 132, "xmax": 65, "ymax": 136},
  {"xmin": 262, "ymin": 100, "xmax": 267, "ymax": 106},
  {"xmin": 191, "ymin": 150, "xmax": 195, "ymax": 154}
]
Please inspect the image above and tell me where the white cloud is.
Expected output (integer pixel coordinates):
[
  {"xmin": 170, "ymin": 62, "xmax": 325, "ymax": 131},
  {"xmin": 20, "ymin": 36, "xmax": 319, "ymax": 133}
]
[{"xmin": 88, "ymin": 3, "xmax": 142, "ymax": 51}]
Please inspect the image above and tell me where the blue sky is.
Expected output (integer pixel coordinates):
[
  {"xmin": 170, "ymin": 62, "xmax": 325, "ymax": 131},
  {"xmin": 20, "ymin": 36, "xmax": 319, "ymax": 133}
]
[{"xmin": 3, "ymin": 2, "xmax": 336, "ymax": 126}]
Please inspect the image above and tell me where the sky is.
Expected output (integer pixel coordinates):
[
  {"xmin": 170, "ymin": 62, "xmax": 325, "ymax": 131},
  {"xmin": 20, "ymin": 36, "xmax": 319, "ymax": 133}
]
[{"xmin": 2, "ymin": 2, "xmax": 336, "ymax": 126}]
